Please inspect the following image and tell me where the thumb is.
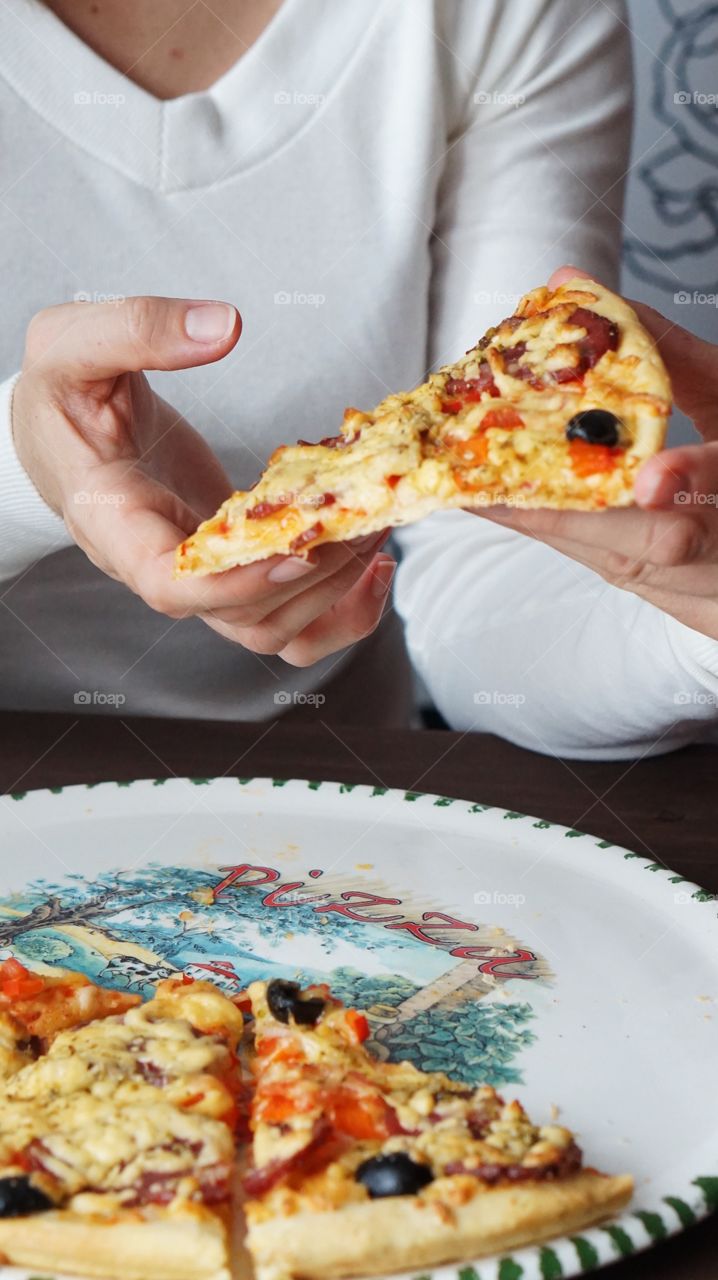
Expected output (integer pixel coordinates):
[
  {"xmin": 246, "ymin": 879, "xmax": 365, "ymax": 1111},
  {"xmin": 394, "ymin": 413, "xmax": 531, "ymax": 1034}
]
[
  {"xmin": 630, "ymin": 301, "xmax": 718, "ymax": 438},
  {"xmin": 24, "ymin": 296, "xmax": 241, "ymax": 382},
  {"xmin": 546, "ymin": 264, "xmax": 593, "ymax": 289}
]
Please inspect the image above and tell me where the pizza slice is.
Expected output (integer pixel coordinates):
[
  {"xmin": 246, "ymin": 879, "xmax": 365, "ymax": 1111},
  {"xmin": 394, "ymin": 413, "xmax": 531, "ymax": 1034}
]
[
  {"xmin": 176, "ymin": 277, "xmax": 671, "ymax": 576},
  {"xmin": 242, "ymin": 979, "xmax": 633, "ymax": 1280},
  {"xmin": 0, "ymin": 963, "xmax": 248, "ymax": 1280}
]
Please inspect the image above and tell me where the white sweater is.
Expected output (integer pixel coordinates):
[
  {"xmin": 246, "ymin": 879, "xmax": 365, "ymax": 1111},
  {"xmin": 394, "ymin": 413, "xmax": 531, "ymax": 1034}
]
[{"xmin": 1, "ymin": 0, "xmax": 717, "ymax": 754}]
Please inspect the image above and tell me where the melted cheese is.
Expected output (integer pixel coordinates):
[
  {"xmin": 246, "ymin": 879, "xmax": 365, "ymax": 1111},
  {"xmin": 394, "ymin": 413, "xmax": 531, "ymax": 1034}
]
[
  {"xmin": 247, "ymin": 983, "xmax": 576, "ymax": 1221},
  {"xmin": 0, "ymin": 980, "xmax": 242, "ymax": 1212}
]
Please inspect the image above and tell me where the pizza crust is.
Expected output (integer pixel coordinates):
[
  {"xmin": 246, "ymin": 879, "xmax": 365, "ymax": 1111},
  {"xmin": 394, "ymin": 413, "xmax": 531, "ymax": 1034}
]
[
  {"xmin": 246, "ymin": 1171, "xmax": 633, "ymax": 1280},
  {"xmin": 0, "ymin": 1202, "xmax": 230, "ymax": 1280},
  {"xmin": 176, "ymin": 278, "xmax": 672, "ymax": 576}
]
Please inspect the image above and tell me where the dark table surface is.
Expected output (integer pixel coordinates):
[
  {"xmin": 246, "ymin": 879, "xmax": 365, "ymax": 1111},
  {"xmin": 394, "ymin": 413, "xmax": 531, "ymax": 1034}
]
[{"xmin": 1, "ymin": 710, "xmax": 716, "ymax": 1279}]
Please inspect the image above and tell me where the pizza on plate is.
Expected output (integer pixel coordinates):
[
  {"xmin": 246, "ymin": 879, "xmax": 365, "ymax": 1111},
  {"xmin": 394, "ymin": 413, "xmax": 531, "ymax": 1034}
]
[
  {"xmin": 0, "ymin": 960, "xmax": 246, "ymax": 1280},
  {"xmin": 175, "ymin": 277, "xmax": 671, "ymax": 576},
  {"xmin": 0, "ymin": 961, "xmax": 632, "ymax": 1280},
  {"xmin": 242, "ymin": 979, "xmax": 633, "ymax": 1280}
]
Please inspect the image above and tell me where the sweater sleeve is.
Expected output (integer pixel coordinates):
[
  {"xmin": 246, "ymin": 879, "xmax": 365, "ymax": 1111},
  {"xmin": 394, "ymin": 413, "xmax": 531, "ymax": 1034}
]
[
  {"xmin": 0, "ymin": 373, "xmax": 72, "ymax": 583},
  {"xmin": 394, "ymin": 512, "xmax": 718, "ymax": 760},
  {"xmin": 395, "ymin": 0, "xmax": 718, "ymax": 758}
]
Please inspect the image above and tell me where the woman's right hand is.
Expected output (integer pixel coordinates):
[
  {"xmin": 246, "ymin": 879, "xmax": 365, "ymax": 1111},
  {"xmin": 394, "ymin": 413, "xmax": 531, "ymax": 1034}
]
[{"xmin": 12, "ymin": 295, "xmax": 395, "ymax": 665}]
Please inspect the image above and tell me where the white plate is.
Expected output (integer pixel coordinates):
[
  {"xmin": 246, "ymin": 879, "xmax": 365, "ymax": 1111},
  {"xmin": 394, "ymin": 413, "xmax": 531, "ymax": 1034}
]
[{"xmin": 0, "ymin": 776, "xmax": 716, "ymax": 1280}]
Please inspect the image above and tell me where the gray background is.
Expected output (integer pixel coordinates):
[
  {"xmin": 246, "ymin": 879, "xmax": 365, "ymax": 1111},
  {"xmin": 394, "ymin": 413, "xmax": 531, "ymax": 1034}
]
[{"xmin": 624, "ymin": 0, "xmax": 718, "ymax": 441}]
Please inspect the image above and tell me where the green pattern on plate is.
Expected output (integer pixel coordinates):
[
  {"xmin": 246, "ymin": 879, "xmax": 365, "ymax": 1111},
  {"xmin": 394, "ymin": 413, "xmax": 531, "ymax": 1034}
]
[
  {"xmin": 600, "ymin": 1224, "xmax": 635, "ymax": 1257},
  {"xmin": 498, "ymin": 1260, "xmax": 523, "ymax": 1280},
  {"xmin": 664, "ymin": 1196, "xmax": 697, "ymax": 1227},
  {"xmin": 571, "ymin": 1237, "xmax": 599, "ymax": 1269},
  {"xmin": 633, "ymin": 1210, "xmax": 667, "ymax": 1241},
  {"xmin": 539, "ymin": 1245, "xmax": 563, "ymax": 1278},
  {"xmin": 457, "ymin": 1267, "xmax": 481, "ymax": 1280},
  {"xmin": 694, "ymin": 1175, "xmax": 718, "ymax": 1210}
]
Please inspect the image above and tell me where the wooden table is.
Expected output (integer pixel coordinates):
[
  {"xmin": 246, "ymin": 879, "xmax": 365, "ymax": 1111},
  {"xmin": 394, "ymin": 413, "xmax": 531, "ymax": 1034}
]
[{"xmin": 1, "ymin": 710, "xmax": 715, "ymax": 1278}]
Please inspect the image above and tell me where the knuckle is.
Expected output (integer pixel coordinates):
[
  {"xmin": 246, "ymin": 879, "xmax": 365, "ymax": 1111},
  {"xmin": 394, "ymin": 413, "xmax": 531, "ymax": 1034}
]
[
  {"xmin": 606, "ymin": 551, "xmax": 651, "ymax": 586},
  {"xmin": 122, "ymin": 296, "xmax": 165, "ymax": 361},
  {"xmin": 653, "ymin": 518, "xmax": 703, "ymax": 567},
  {"xmin": 24, "ymin": 308, "xmax": 59, "ymax": 366},
  {"xmin": 137, "ymin": 577, "xmax": 186, "ymax": 618},
  {"xmin": 239, "ymin": 624, "xmax": 287, "ymax": 655}
]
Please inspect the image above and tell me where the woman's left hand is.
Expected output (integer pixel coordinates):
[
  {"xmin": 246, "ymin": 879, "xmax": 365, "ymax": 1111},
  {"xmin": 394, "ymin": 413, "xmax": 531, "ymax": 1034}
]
[{"xmin": 475, "ymin": 266, "xmax": 718, "ymax": 642}]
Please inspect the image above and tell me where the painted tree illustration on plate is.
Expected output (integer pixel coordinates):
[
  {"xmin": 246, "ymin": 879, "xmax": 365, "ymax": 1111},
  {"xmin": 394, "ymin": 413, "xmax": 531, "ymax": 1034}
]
[{"xmin": 0, "ymin": 863, "xmax": 539, "ymax": 1086}]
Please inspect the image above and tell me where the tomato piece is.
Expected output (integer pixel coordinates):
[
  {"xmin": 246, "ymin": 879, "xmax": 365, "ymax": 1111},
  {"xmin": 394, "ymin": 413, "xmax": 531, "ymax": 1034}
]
[
  {"xmin": 246, "ymin": 500, "xmax": 289, "ymax": 520},
  {"xmin": 256, "ymin": 1035, "xmax": 303, "ymax": 1063},
  {"xmin": 327, "ymin": 1087, "xmax": 399, "ymax": 1140},
  {"xmin": 179, "ymin": 1091, "xmax": 206, "ymax": 1109},
  {"xmin": 568, "ymin": 440, "xmax": 620, "ymax": 477},
  {"xmin": 480, "ymin": 408, "xmax": 524, "ymax": 431},
  {"xmin": 0, "ymin": 959, "xmax": 27, "ymax": 979},
  {"xmin": 440, "ymin": 399, "xmax": 463, "ymax": 415},
  {"xmin": 2, "ymin": 976, "xmax": 46, "ymax": 1000},
  {"xmin": 344, "ymin": 1009, "xmax": 370, "ymax": 1043},
  {"xmin": 454, "ymin": 433, "xmax": 490, "ymax": 466},
  {"xmin": 255, "ymin": 1082, "xmax": 317, "ymax": 1125},
  {"xmin": 289, "ymin": 523, "xmax": 324, "ymax": 553}
]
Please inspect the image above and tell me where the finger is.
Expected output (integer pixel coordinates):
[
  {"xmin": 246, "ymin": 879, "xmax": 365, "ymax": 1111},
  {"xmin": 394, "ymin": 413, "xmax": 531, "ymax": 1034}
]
[
  {"xmin": 477, "ymin": 504, "xmax": 706, "ymax": 571},
  {"xmin": 506, "ymin": 523, "xmax": 715, "ymax": 600},
  {"xmin": 205, "ymin": 548, "xmax": 393, "ymax": 652},
  {"xmin": 635, "ymin": 441, "xmax": 718, "ymax": 509},
  {"xmin": 628, "ymin": 301, "xmax": 718, "ymax": 433},
  {"xmin": 280, "ymin": 555, "xmax": 396, "ymax": 667},
  {"xmin": 24, "ymin": 296, "xmax": 241, "ymax": 382},
  {"xmin": 547, "ymin": 264, "xmax": 594, "ymax": 289},
  {"xmin": 86, "ymin": 478, "xmax": 390, "ymax": 621}
]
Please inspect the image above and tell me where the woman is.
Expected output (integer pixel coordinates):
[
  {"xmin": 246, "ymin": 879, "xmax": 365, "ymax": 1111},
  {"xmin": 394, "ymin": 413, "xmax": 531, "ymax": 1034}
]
[{"xmin": 6, "ymin": 0, "xmax": 709, "ymax": 756}]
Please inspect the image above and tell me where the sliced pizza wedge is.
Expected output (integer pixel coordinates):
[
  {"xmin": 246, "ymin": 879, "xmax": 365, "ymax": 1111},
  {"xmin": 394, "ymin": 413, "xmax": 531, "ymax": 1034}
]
[
  {"xmin": 0, "ymin": 965, "xmax": 248, "ymax": 1280},
  {"xmin": 176, "ymin": 277, "xmax": 671, "ymax": 576},
  {"xmin": 242, "ymin": 979, "xmax": 633, "ymax": 1280}
]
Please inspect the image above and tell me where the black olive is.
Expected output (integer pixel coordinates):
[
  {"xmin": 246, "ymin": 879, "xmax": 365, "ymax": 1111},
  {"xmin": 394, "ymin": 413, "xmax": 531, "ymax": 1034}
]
[
  {"xmin": 266, "ymin": 979, "xmax": 324, "ymax": 1026},
  {"xmin": 566, "ymin": 409, "xmax": 621, "ymax": 446},
  {"xmin": 0, "ymin": 1175, "xmax": 54, "ymax": 1217},
  {"xmin": 355, "ymin": 1153, "xmax": 433, "ymax": 1198}
]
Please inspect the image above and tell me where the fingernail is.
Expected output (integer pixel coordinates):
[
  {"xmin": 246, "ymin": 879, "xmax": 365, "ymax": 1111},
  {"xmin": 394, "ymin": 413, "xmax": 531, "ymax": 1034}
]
[
  {"xmin": 636, "ymin": 469, "xmax": 687, "ymax": 508},
  {"xmin": 370, "ymin": 556, "xmax": 396, "ymax": 599},
  {"xmin": 268, "ymin": 556, "xmax": 317, "ymax": 583},
  {"xmin": 185, "ymin": 303, "xmax": 236, "ymax": 343}
]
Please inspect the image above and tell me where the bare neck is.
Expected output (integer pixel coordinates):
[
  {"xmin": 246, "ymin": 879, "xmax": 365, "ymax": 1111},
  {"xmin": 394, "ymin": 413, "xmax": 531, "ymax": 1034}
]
[{"xmin": 43, "ymin": 0, "xmax": 284, "ymax": 98}]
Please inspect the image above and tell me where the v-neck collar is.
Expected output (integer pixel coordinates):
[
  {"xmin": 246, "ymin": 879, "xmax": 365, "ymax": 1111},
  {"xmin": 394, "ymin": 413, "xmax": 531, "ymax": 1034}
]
[{"xmin": 0, "ymin": 0, "xmax": 380, "ymax": 191}]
